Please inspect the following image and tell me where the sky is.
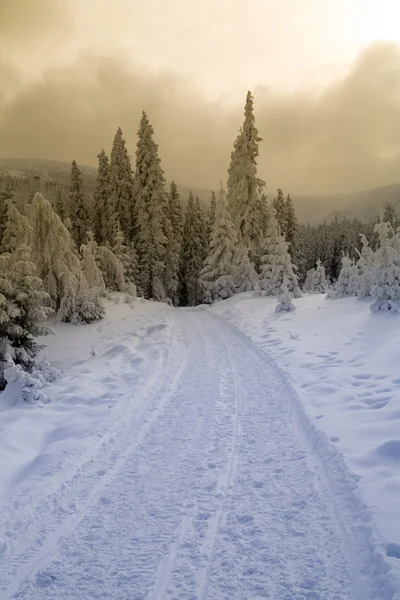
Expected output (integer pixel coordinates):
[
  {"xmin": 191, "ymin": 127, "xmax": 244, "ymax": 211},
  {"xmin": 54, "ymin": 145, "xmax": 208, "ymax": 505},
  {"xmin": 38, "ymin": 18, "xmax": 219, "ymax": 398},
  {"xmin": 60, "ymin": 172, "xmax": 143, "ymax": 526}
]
[{"xmin": 1, "ymin": 0, "xmax": 400, "ymax": 195}]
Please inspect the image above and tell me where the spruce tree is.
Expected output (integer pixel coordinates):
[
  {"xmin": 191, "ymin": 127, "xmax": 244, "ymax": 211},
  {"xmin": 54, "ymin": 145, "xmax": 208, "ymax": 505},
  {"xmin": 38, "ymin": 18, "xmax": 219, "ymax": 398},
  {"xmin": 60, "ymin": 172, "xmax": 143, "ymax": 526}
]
[
  {"xmin": 69, "ymin": 160, "xmax": 91, "ymax": 249},
  {"xmin": 276, "ymin": 274, "xmax": 296, "ymax": 312},
  {"xmin": 356, "ymin": 234, "xmax": 375, "ymax": 299},
  {"xmin": 0, "ymin": 243, "xmax": 53, "ymax": 390},
  {"xmin": 383, "ymin": 202, "xmax": 397, "ymax": 231},
  {"xmin": 133, "ymin": 112, "xmax": 168, "ymax": 300},
  {"xmin": 259, "ymin": 208, "xmax": 279, "ymax": 296},
  {"xmin": 200, "ymin": 185, "xmax": 237, "ymax": 302},
  {"xmin": 329, "ymin": 255, "xmax": 359, "ymax": 299},
  {"xmin": 113, "ymin": 225, "xmax": 138, "ymax": 294},
  {"xmin": 81, "ymin": 233, "xmax": 106, "ymax": 293},
  {"xmin": 226, "ymin": 91, "xmax": 265, "ymax": 252},
  {"xmin": 269, "ymin": 234, "xmax": 301, "ymax": 298},
  {"xmin": 195, "ymin": 196, "xmax": 209, "ymax": 264},
  {"xmin": 207, "ymin": 191, "xmax": 217, "ymax": 244},
  {"xmin": 54, "ymin": 187, "xmax": 69, "ymax": 224},
  {"xmin": 303, "ymin": 259, "xmax": 328, "ymax": 293},
  {"xmin": 259, "ymin": 206, "xmax": 300, "ymax": 298},
  {"xmin": 285, "ymin": 192, "xmax": 297, "ymax": 258},
  {"xmin": 164, "ymin": 181, "xmax": 182, "ymax": 305},
  {"xmin": 234, "ymin": 242, "xmax": 259, "ymax": 293},
  {"xmin": 1, "ymin": 198, "xmax": 31, "ymax": 252},
  {"xmin": 0, "ymin": 177, "xmax": 14, "ymax": 242},
  {"xmin": 109, "ymin": 127, "xmax": 135, "ymax": 241},
  {"xmin": 28, "ymin": 193, "xmax": 105, "ymax": 324},
  {"xmin": 180, "ymin": 191, "xmax": 204, "ymax": 306},
  {"xmin": 30, "ymin": 193, "xmax": 83, "ymax": 310},
  {"xmin": 93, "ymin": 149, "xmax": 111, "ymax": 245},
  {"xmin": 370, "ymin": 221, "xmax": 400, "ymax": 312},
  {"xmin": 273, "ymin": 188, "xmax": 287, "ymax": 237}
]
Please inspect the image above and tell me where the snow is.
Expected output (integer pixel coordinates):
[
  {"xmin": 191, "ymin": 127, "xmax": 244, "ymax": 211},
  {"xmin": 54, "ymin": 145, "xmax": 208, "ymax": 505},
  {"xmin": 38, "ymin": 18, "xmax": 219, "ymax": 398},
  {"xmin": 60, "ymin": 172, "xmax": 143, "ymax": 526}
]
[
  {"xmin": 212, "ymin": 292, "xmax": 400, "ymax": 592},
  {"xmin": 0, "ymin": 293, "xmax": 399, "ymax": 598}
]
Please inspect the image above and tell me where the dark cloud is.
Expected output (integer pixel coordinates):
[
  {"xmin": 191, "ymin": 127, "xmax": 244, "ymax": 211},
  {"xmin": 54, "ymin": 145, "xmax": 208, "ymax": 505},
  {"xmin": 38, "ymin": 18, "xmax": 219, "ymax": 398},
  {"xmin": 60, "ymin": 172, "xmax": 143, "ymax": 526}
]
[{"xmin": 1, "ymin": 40, "xmax": 400, "ymax": 195}]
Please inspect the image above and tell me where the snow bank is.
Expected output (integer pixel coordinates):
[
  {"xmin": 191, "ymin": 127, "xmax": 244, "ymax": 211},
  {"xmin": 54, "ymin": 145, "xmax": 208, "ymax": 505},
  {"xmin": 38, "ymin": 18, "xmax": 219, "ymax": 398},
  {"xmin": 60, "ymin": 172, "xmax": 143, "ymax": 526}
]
[
  {"xmin": 212, "ymin": 292, "xmax": 400, "ymax": 586},
  {"xmin": 0, "ymin": 294, "xmax": 172, "ymax": 538}
]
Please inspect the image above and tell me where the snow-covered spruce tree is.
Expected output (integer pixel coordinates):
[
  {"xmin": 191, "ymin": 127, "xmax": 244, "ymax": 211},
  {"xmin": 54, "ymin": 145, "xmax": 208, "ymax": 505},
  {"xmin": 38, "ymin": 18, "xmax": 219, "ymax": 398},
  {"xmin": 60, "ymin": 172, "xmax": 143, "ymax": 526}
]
[
  {"xmin": 234, "ymin": 242, "xmax": 259, "ymax": 293},
  {"xmin": 80, "ymin": 233, "xmax": 106, "ymax": 294},
  {"xmin": 109, "ymin": 128, "xmax": 135, "ymax": 242},
  {"xmin": 329, "ymin": 255, "xmax": 359, "ymax": 299},
  {"xmin": 303, "ymin": 267, "xmax": 315, "ymax": 293},
  {"xmin": 259, "ymin": 204, "xmax": 300, "ymax": 298},
  {"xmin": 93, "ymin": 149, "xmax": 111, "ymax": 245},
  {"xmin": 269, "ymin": 233, "xmax": 301, "ymax": 298},
  {"xmin": 369, "ymin": 221, "xmax": 400, "ymax": 312},
  {"xmin": 285, "ymin": 192, "xmax": 297, "ymax": 259},
  {"xmin": 164, "ymin": 181, "xmax": 182, "ymax": 305},
  {"xmin": 29, "ymin": 192, "xmax": 83, "ymax": 309},
  {"xmin": 69, "ymin": 160, "xmax": 91, "ymax": 249},
  {"xmin": 226, "ymin": 91, "xmax": 265, "ymax": 253},
  {"xmin": 273, "ymin": 188, "xmax": 287, "ymax": 238},
  {"xmin": 258, "ymin": 207, "xmax": 279, "ymax": 296},
  {"xmin": 207, "ymin": 191, "xmax": 217, "ymax": 243},
  {"xmin": 53, "ymin": 187, "xmax": 69, "ymax": 224},
  {"xmin": 356, "ymin": 233, "xmax": 375, "ymax": 299},
  {"xmin": 0, "ymin": 178, "xmax": 14, "ymax": 242},
  {"xmin": 133, "ymin": 112, "xmax": 168, "ymax": 300},
  {"xmin": 112, "ymin": 225, "xmax": 138, "ymax": 294},
  {"xmin": 180, "ymin": 191, "xmax": 204, "ymax": 306},
  {"xmin": 382, "ymin": 202, "xmax": 398, "ymax": 231},
  {"xmin": 95, "ymin": 243, "xmax": 127, "ymax": 293},
  {"xmin": 304, "ymin": 259, "xmax": 328, "ymax": 294},
  {"xmin": 1, "ymin": 198, "xmax": 31, "ymax": 252},
  {"xmin": 200, "ymin": 185, "xmax": 237, "ymax": 302},
  {"xmin": 0, "ymin": 245, "xmax": 53, "ymax": 390},
  {"xmin": 195, "ymin": 196, "xmax": 209, "ymax": 264},
  {"xmin": 389, "ymin": 225, "xmax": 400, "ymax": 262},
  {"xmin": 275, "ymin": 274, "xmax": 295, "ymax": 313},
  {"xmin": 29, "ymin": 193, "xmax": 105, "ymax": 324}
]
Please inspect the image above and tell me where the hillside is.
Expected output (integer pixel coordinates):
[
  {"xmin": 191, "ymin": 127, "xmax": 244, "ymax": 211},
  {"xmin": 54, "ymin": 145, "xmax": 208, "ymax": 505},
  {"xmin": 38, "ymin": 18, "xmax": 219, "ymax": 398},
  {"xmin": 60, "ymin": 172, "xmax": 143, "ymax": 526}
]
[
  {"xmin": 0, "ymin": 158, "xmax": 213, "ymax": 209},
  {"xmin": 0, "ymin": 158, "xmax": 399, "ymax": 223}
]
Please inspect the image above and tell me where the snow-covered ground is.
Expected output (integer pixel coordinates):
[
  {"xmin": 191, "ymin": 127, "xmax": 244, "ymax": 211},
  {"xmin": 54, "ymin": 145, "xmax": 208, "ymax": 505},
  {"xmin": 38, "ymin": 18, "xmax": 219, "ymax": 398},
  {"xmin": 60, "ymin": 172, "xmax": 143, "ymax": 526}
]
[
  {"xmin": 212, "ymin": 293, "xmax": 400, "ymax": 585},
  {"xmin": 0, "ymin": 293, "xmax": 399, "ymax": 599}
]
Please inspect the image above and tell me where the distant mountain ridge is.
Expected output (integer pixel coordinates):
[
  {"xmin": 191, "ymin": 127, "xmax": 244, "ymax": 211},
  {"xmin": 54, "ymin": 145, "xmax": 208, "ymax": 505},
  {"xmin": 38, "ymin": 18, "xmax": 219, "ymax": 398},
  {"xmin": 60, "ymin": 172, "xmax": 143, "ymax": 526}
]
[
  {"xmin": 0, "ymin": 158, "xmax": 398, "ymax": 223},
  {"xmin": 0, "ymin": 158, "xmax": 213, "ymax": 209}
]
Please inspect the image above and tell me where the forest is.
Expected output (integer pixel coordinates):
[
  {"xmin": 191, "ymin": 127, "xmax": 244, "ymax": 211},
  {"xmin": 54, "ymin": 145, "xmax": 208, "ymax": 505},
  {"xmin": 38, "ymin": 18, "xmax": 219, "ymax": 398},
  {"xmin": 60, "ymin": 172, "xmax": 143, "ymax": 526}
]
[{"xmin": 1, "ymin": 91, "xmax": 399, "ymax": 390}]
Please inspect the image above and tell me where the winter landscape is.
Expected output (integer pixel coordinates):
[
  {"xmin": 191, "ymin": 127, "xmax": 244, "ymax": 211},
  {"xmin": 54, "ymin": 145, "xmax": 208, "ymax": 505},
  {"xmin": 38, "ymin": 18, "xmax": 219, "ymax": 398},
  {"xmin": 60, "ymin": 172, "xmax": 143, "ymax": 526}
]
[{"xmin": 2, "ymin": 1, "xmax": 400, "ymax": 599}]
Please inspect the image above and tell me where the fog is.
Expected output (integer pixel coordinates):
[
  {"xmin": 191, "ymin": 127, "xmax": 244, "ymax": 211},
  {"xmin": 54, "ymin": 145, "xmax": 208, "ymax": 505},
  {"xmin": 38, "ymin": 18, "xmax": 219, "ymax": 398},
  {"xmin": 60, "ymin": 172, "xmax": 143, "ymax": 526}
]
[{"xmin": 1, "ymin": 1, "xmax": 400, "ymax": 195}]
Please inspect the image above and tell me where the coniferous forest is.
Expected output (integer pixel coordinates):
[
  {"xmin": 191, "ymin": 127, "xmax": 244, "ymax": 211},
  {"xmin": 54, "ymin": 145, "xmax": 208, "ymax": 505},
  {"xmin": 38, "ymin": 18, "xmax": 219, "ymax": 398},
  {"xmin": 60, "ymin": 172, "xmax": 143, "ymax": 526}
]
[{"xmin": 1, "ymin": 91, "xmax": 400, "ymax": 388}]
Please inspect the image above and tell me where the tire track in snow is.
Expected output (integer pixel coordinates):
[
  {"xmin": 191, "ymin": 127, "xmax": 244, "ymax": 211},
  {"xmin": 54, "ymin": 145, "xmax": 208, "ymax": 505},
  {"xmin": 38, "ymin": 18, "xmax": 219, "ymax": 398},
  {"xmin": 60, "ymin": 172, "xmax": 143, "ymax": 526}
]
[
  {"xmin": 4, "ymin": 309, "xmax": 398, "ymax": 599},
  {"xmin": 195, "ymin": 325, "xmax": 241, "ymax": 600},
  {"xmin": 2, "ymin": 317, "xmax": 191, "ymax": 600}
]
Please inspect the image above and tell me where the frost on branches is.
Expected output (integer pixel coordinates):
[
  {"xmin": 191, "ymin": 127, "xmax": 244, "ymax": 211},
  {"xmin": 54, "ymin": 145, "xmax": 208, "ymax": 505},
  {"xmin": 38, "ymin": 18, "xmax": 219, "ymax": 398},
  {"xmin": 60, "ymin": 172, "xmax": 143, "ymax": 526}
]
[
  {"xmin": 275, "ymin": 275, "xmax": 296, "ymax": 313},
  {"xmin": 234, "ymin": 242, "xmax": 259, "ymax": 293},
  {"xmin": 29, "ymin": 193, "xmax": 106, "ymax": 324},
  {"xmin": 133, "ymin": 112, "xmax": 168, "ymax": 301},
  {"xmin": 370, "ymin": 222, "xmax": 400, "ymax": 312},
  {"xmin": 226, "ymin": 91, "xmax": 265, "ymax": 253},
  {"xmin": 180, "ymin": 192, "xmax": 205, "ymax": 306},
  {"xmin": 0, "ymin": 244, "xmax": 53, "ymax": 391},
  {"xmin": 303, "ymin": 259, "xmax": 329, "ymax": 294},
  {"xmin": 259, "ymin": 208, "xmax": 300, "ymax": 299},
  {"xmin": 200, "ymin": 185, "xmax": 237, "ymax": 303},
  {"xmin": 356, "ymin": 234, "xmax": 375, "ymax": 299},
  {"xmin": 164, "ymin": 182, "xmax": 182, "ymax": 305},
  {"xmin": 329, "ymin": 255, "xmax": 359, "ymax": 299}
]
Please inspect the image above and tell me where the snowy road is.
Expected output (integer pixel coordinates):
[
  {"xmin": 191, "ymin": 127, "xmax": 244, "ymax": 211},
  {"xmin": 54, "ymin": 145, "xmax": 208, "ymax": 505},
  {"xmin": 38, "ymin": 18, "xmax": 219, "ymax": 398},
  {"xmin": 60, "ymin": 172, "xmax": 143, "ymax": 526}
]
[{"xmin": 1, "ymin": 309, "xmax": 396, "ymax": 599}]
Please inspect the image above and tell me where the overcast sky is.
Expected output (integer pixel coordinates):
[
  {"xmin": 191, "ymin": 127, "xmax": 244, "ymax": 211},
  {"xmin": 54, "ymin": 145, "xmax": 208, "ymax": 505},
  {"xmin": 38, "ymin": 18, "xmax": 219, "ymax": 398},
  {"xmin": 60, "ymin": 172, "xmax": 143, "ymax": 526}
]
[{"xmin": 1, "ymin": 0, "xmax": 400, "ymax": 194}]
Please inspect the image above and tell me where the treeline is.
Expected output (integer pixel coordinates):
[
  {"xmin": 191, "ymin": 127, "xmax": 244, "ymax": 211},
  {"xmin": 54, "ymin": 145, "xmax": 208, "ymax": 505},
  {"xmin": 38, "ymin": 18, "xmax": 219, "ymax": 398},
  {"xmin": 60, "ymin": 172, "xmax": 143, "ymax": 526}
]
[{"xmin": 0, "ymin": 90, "xmax": 399, "ymax": 393}]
